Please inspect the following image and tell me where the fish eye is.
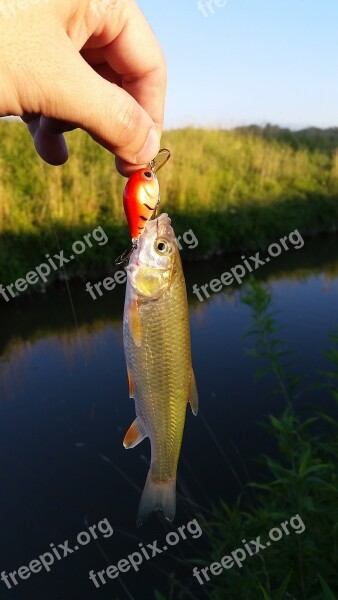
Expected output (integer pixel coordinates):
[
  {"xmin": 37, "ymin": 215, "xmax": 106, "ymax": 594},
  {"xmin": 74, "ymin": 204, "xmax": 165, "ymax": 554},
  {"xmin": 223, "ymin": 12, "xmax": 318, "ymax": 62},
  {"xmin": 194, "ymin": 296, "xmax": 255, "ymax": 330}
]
[
  {"xmin": 155, "ymin": 238, "xmax": 172, "ymax": 255},
  {"xmin": 144, "ymin": 171, "xmax": 152, "ymax": 179}
]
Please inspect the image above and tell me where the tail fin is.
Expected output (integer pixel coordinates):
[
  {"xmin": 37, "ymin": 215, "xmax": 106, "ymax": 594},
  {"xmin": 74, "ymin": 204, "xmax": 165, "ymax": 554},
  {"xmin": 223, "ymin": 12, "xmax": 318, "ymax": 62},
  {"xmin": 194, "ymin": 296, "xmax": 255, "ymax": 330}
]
[{"xmin": 137, "ymin": 470, "xmax": 176, "ymax": 526}]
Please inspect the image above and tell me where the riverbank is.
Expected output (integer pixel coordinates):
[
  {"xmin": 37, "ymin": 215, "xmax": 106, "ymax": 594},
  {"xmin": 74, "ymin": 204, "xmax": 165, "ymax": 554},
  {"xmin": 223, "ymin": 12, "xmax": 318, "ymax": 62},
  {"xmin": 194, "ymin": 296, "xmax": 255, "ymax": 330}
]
[{"xmin": 1, "ymin": 122, "xmax": 338, "ymax": 284}]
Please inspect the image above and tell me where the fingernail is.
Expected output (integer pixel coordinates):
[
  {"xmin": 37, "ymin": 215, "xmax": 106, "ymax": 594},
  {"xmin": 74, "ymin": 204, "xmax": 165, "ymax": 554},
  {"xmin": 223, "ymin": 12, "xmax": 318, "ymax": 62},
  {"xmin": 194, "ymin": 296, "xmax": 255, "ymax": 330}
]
[{"xmin": 136, "ymin": 128, "xmax": 160, "ymax": 164}]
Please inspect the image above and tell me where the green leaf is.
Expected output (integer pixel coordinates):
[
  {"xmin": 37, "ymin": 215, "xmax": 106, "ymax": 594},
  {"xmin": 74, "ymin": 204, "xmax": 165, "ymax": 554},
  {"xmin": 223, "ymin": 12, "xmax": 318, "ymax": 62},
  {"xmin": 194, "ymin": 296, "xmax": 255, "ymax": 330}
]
[
  {"xmin": 154, "ymin": 591, "xmax": 167, "ymax": 600},
  {"xmin": 257, "ymin": 582, "xmax": 272, "ymax": 600},
  {"xmin": 255, "ymin": 366, "xmax": 267, "ymax": 380},
  {"xmin": 274, "ymin": 570, "xmax": 293, "ymax": 600},
  {"xmin": 318, "ymin": 573, "xmax": 337, "ymax": 599}
]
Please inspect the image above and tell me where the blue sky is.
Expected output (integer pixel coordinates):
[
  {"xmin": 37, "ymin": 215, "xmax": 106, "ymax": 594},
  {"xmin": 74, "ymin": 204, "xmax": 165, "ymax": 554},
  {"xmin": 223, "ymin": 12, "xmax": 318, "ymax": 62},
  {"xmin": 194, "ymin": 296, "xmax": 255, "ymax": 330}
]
[{"xmin": 140, "ymin": 0, "xmax": 338, "ymax": 130}]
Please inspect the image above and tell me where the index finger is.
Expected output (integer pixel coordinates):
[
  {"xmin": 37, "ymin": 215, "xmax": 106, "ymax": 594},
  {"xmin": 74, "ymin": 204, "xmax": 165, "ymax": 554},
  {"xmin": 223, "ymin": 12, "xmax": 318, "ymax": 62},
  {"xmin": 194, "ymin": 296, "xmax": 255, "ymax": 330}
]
[
  {"xmin": 100, "ymin": 1, "xmax": 167, "ymax": 173},
  {"xmin": 104, "ymin": 1, "xmax": 166, "ymax": 126}
]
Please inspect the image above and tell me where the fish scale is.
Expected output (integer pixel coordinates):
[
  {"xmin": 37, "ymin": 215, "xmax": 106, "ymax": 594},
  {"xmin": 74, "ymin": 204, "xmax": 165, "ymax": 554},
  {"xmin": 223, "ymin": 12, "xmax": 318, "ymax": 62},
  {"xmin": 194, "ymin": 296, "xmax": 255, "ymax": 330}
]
[
  {"xmin": 125, "ymin": 275, "xmax": 190, "ymax": 477},
  {"xmin": 123, "ymin": 213, "xmax": 198, "ymax": 524}
]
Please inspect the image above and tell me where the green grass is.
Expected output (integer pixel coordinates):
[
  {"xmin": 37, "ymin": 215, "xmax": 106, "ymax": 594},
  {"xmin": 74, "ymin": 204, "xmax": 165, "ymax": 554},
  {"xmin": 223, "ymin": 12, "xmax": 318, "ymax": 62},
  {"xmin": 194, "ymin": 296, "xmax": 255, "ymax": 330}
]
[{"xmin": 1, "ymin": 121, "xmax": 338, "ymax": 284}]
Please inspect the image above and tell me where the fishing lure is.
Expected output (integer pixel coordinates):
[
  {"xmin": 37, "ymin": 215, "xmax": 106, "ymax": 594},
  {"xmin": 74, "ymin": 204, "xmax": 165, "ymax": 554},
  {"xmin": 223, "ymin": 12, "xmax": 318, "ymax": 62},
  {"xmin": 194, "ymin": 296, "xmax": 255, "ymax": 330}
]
[{"xmin": 116, "ymin": 149, "xmax": 171, "ymax": 264}]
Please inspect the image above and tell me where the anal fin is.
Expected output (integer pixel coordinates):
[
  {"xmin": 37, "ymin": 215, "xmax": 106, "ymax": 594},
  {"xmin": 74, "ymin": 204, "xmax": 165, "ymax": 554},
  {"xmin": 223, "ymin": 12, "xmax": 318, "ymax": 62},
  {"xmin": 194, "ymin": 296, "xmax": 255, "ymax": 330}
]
[
  {"xmin": 123, "ymin": 417, "xmax": 147, "ymax": 449},
  {"xmin": 188, "ymin": 369, "xmax": 199, "ymax": 416}
]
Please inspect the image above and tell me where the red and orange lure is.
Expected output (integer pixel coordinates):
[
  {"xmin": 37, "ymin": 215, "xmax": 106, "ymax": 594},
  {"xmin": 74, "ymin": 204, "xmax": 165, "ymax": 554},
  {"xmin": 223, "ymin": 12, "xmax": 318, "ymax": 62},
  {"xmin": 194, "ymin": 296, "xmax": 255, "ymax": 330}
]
[{"xmin": 116, "ymin": 149, "xmax": 171, "ymax": 264}]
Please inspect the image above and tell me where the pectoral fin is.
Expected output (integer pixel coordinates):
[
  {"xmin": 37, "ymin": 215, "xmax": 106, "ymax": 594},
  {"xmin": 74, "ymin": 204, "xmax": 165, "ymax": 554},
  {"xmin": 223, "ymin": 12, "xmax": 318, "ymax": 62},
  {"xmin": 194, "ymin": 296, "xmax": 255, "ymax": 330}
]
[
  {"xmin": 188, "ymin": 369, "xmax": 199, "ymax": 416},
  {"xmin": 128, "ymin": 298, "xmax": 142, "ymax": 347},
  {"xmin": 123, "ymin": 417, "xmax": 147, "ymax": 449}
]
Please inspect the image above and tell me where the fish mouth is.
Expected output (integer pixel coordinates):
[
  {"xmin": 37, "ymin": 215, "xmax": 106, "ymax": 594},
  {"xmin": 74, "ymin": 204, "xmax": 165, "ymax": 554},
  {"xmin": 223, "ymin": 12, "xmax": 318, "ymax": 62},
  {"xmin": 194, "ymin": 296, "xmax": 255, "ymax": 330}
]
[
  {"xmin": 128, "ymin": 213, "xmax": 176, "ymax": 272},
  {"xmin": 143, "ymin": 213, "xmax": 175, "ymax": 241}
]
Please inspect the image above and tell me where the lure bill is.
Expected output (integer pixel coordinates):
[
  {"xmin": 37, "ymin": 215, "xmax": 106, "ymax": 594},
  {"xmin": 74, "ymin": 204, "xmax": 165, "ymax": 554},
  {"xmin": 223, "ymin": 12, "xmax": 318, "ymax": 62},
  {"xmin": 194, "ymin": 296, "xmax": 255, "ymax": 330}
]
[
  {"xmin": 149, "ymin": 148, "xmax": 171, "ymax": 174},
  {"xmin": 122, "ymin": 213, "xmax": 198, "ymax": 525}
]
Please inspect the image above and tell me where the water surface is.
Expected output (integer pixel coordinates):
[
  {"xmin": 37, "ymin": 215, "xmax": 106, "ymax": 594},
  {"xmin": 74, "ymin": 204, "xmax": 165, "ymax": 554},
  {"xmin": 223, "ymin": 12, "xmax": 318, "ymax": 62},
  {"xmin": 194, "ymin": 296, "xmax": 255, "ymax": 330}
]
[{"xmin": 0, "ymin": 234, "xmax": 337, "ymax": 599}]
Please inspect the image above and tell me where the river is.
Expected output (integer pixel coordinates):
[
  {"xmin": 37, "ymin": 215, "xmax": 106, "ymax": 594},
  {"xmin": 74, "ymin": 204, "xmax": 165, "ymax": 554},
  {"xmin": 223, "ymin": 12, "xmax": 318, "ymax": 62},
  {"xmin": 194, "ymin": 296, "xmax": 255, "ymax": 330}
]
[{"xmin": 0, "ymin": 233, "xmax": 337, "ymax": 599}]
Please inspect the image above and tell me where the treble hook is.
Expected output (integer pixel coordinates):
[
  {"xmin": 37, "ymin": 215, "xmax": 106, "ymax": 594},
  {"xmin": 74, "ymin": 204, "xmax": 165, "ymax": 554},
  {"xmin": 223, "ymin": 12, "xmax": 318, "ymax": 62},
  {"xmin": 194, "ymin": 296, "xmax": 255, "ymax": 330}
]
[{"xmin": 115, "ymin": 238, "xmax": 139, "ymax": 266}]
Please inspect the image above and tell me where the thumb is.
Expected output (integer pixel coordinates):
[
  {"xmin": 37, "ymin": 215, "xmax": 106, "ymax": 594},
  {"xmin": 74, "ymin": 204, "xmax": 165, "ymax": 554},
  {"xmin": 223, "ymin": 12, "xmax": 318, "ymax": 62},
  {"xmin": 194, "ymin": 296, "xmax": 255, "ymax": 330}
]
[{"xmin": 44, "ymin": 39, "xmax": 160, "ymax": 166}]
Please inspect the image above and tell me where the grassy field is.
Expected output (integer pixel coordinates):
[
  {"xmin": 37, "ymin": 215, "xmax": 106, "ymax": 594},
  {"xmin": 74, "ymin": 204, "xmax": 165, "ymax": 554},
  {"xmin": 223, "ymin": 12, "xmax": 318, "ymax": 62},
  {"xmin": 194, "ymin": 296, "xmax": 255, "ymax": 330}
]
[{"xmin": 0, "ymin": 121, "xmax": 338, "ymax": 283}]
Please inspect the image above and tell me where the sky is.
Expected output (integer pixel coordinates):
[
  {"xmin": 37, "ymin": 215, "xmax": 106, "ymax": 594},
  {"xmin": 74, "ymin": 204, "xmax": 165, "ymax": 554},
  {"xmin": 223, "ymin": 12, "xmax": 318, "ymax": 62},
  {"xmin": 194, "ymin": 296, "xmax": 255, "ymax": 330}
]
[{"xmin": 139, "ymin": 0, "xmax": 338, "ymax": 130}]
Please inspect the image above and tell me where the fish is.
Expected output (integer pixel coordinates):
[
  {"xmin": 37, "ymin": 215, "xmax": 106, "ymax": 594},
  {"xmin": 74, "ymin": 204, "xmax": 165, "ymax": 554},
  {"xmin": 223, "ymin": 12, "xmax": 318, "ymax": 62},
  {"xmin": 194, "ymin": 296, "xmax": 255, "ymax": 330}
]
[{"xmin": 122, "ymin": 213, "xmax": 198, "ymax": 525}]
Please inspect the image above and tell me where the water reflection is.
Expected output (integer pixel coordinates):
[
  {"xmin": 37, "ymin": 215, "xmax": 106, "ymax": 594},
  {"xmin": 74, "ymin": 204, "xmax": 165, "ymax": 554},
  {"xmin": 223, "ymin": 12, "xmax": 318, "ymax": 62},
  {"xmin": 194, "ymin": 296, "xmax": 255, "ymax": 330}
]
[
  {"xmin": 0, "ymin": 235, "xmax": 337, "ymax": 599},
  {"xmin": 1, "ymin": 233, "xmax": 338, "ymax": 365}
]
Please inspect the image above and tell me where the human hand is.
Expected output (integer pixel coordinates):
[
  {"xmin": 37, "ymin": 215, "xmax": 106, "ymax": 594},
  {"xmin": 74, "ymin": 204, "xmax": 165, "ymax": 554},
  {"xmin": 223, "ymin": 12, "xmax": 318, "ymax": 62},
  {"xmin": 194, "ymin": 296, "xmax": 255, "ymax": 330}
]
[{"xmin": 0, "ymin": 0, "xmax": 166, "ymax": 175}]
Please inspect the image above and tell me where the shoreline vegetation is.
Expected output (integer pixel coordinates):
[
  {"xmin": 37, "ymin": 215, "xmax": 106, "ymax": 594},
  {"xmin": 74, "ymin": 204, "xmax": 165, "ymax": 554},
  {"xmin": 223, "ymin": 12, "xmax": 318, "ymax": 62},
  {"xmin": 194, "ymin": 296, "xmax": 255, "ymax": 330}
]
[
  {"xmin": 163, "ymin": 282, "xmax": 338, "ymax": 599},
  {"xmin": 0, "ymin": 121, "xmax": 338, "ymax": 285}
]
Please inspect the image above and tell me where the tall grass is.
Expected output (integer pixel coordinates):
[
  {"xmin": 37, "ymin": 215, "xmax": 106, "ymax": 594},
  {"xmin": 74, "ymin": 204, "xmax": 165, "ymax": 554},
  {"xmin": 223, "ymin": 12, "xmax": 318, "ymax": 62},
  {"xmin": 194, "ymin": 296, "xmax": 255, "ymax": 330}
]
[
  {"xmin": 0, "ymin": 121, "xmax": 338, "ymax": 282},
  {"xmin": 1, "ymin": 121, "xmax": 338, "ymax": 231}
]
